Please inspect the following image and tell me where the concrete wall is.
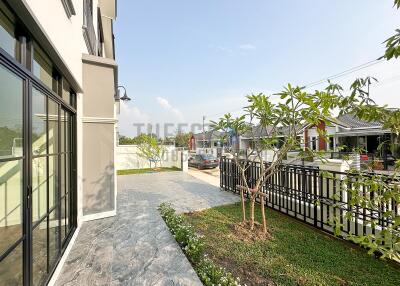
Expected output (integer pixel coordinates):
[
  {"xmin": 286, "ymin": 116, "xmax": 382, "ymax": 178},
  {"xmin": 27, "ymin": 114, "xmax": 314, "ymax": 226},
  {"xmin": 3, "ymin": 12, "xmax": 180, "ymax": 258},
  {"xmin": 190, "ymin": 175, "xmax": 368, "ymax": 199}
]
[
  {"xmin": 116, "ymin": 145, "xmax": 188, "ymax": 172},
  {"xmin": 82, "ymin": 55, "xmax": 117, "ymax": 218},
  {"xmin": 82, "ymin": 124, "xmax": 115, "ymax": 215}
]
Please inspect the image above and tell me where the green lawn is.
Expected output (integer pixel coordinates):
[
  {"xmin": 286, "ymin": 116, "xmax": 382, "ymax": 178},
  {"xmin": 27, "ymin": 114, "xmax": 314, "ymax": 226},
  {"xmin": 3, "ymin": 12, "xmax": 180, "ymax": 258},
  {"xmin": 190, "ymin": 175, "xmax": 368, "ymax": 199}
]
[
  {"xmin": 185, "ymin": 202, "xmax": 400, "ymax": 286},
  {"xmin": 117, "ymin": 166, "xmax": 181, "ymax": 175}
]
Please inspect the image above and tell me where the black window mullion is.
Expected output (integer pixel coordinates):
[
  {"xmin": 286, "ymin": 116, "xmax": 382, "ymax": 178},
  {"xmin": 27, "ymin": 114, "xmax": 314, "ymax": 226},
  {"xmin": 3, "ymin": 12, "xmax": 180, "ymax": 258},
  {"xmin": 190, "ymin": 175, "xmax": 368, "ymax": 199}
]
[
  {"xmin": 24, "ymin": 78, "xmax": 32, "ymax": 286},
  {"xmin": 57, "ymin": 103, "xmax": 62, "ymax": 256},
  {"xmin": 46, "ymin": 95, "xmax": 50, "ymax": 274}
]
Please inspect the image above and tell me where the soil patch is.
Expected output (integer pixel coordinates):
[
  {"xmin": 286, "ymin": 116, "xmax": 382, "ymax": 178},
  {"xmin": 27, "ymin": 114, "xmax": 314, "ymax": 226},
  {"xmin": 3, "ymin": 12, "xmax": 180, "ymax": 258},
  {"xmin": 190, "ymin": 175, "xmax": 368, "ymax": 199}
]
[{"xmin": 230, "ymin": 221, "xmax": 272, "ymax": 242}]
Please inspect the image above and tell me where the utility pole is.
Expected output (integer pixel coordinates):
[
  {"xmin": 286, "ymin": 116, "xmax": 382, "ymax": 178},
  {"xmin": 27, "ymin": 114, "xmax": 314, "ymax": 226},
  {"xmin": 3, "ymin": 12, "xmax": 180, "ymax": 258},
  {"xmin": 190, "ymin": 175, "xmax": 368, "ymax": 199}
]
[{"xmin": 203, "ymin": 115, "xmax": 206, "ymax": 149}]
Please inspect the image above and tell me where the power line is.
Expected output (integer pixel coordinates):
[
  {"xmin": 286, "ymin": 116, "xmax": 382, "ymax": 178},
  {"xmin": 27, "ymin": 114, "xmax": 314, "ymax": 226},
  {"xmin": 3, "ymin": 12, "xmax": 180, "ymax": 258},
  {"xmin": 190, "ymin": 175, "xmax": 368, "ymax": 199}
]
[
  {"xmin": 203, "ymin": 57, "xmax": 389, "ymax": 119},
  {"xmin": 304, "ymin": 58, "xmax": 384, "ymax": 89}
]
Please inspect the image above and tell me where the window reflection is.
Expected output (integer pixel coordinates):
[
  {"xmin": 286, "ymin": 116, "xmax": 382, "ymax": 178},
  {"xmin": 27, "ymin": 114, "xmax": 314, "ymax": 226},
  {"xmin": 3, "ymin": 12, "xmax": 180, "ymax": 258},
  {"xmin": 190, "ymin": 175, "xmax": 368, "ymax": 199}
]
[
  {"xmin": 0, "ymin": 65, "xmax": 23, "ymax": 159},
  {"xmin": 0, "ymin": 5, "xmax": 19, "ymax": 61},
  {"xmin": 48, "ymin": 210, "xmax": 60, "ymax": 267},
  {"xmin": 32, "ymin": 157, "xmax": 47, "ymax": 224},
  {"xmin": 33, "ymin": 43, "xmax": 53, "ymax": 90},
  {"xmin": 48, "ymin": 99, "xmax": 59, "ymax": 155},
  {"xmin": 0, "ymin": 160, "xmax": 23, "ymax": 255},
  {"xmin": 0, "ymin": 242, "xmax": 23, "ymax": 285},
  {"xmin": 32, "ymin": 88, "xmax": 47, "ymax": 156},
  {"xmin": 32, "ymin": 224, "xmax": 47, "ymax": 286},
  {"xmin": 48, "ymin": 155, "xmax": 57, "ymax": 210},
  {"xmin": 62, "ymin": 78, "xmax": 71, "ymax": 103}
]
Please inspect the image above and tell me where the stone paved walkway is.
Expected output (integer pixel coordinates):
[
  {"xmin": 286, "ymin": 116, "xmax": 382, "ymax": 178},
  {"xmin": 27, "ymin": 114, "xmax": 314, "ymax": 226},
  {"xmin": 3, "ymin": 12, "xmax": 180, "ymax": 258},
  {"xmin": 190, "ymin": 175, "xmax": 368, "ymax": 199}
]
[{"xmin": 55, "ymin": 172, "xmax": 239, "ymax": 286}]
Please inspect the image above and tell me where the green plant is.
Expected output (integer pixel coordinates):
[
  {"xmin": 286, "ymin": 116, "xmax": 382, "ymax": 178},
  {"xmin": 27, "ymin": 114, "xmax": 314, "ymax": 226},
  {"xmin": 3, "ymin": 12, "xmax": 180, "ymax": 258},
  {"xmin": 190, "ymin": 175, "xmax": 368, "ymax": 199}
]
[
  {"xmin": 174, "ymin": 131, "xmax": 192, "ymax": 148},
  {"xmin": 368, "ymin": 159, "xmax": 384, "ymax": 171},
  {"xmin": 186, "ymin": 203, "xmax": 400, "ymax": 286},
  {"xmin": 158, "ymin": 203, "xmax": 242, "ymax": 285},
  {"xmin": 196, "ymin": 258, "xmax": 241, "ymax": 286},
  {"xmin": 211, "ymin": 85, "xmax": 344, "ymax": 232},
  {"xmin": 382, "ymin": 1, "xmax": 400, "ymax": 60},
  {"xmin": 136, "ymin": 134, "xmax": 165, "ymax": 168},
  {"xmin": 119, "ymin": 133, "xmax": 158, "ymax": 145}
]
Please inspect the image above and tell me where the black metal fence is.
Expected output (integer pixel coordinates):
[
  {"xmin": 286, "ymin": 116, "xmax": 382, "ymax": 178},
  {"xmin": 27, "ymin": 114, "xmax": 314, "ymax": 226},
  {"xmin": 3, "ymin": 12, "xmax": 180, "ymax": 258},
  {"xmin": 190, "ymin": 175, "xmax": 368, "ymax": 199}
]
[{"xmin": 220, "ymin": 157, "xmax": 399, "ymax": 238}]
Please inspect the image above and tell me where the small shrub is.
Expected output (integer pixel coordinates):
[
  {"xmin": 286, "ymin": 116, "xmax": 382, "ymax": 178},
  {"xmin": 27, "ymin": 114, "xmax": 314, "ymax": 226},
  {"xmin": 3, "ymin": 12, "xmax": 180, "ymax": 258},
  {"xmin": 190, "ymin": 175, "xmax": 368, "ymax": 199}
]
[
  {"xmin": 196, "ymin": 258, "xmax": 242, "ymax": 286},
  {"xmin": 158, "ymin": 203, "xmax": 243, "ymax": 286}
]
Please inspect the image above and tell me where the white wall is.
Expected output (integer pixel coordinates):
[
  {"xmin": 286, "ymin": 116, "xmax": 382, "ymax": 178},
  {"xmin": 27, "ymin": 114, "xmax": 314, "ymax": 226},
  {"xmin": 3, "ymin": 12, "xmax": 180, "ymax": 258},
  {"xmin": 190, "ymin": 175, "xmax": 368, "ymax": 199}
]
[
  {"xmin": 23, "ymin": 0, "xmax": 96, "ymax": 88},
  {"xmin": 116, "ymin": 145, "xmax": 188, "ymax": 171}
]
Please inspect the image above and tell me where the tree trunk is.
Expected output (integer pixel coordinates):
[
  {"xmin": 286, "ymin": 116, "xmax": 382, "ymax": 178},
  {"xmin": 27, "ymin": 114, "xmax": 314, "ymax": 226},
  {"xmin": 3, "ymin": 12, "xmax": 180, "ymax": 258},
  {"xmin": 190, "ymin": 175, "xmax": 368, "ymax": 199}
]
[
  {"xmin": 261, "ymin": 195, "xmax": 267, "ymax": 234},
  {"xmin": 250, "ymin": 196, "xmax": 255, "ymax": 230},
  {"xmin": 240, "ymin": 189, "xmax": 246, "ymax": 222}
]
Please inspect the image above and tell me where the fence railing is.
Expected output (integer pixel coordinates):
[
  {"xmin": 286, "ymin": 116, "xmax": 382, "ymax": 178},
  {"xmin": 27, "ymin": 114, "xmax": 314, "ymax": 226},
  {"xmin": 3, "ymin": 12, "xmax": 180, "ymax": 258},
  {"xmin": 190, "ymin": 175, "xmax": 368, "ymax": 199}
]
[{"xmin": 220, "ymin": 157, "xmax": 399, "ymax": 239}]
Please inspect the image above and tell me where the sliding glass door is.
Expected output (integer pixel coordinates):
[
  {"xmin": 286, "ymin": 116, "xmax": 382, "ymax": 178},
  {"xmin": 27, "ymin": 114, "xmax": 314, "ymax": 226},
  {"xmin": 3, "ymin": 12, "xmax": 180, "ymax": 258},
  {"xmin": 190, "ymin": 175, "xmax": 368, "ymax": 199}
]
[
  {"xmin": 0, "ymin": 61, "xmax": 24, "ymax": 286},
  {"xmin": 0, "ymin": 52, "xmax": 76, "ymax": 286}
]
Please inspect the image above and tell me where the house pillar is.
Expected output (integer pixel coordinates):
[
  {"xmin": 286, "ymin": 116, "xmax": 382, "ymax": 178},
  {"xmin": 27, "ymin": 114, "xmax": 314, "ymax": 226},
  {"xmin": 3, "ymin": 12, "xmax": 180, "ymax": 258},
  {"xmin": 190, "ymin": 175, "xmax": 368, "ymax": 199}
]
[
  {"xmin": 304, "ymin": 128, "xmax": 309, "ymax": 150},
  {"xmin": 317, "ymin": 121, "xmax": 326, "ymax": 151}
]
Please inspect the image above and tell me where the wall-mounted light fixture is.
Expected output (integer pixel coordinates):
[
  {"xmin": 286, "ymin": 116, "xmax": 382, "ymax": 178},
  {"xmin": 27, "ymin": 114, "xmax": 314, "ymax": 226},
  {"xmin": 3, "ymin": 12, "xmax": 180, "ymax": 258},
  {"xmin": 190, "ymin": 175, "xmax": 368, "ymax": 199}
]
[{"xmin": 115, "ymin": 85, "xmax": 131, "ymax": 101}]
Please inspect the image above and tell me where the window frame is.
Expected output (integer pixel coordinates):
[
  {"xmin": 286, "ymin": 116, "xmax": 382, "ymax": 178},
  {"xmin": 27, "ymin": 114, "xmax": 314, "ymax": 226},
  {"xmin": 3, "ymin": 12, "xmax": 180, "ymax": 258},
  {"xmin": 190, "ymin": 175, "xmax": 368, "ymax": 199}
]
[
  {"xmin": 0, "ymin": 2, "xmax": 78, "ymax": 285},
  {"xmin": 61, "ymin": 0, "xmax": 76, "ymax": 18}
]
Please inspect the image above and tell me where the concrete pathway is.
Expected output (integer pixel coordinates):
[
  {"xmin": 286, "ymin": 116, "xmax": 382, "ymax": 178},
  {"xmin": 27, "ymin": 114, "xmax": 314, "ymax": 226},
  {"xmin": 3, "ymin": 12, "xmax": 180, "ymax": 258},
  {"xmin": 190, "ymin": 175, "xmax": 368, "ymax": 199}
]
[
  {"xmin": 187, "ymin": 167, "xmax": 220, "ymax": 187},
  {"xmin": 55, "ymin": 172, "xmax": 239, "ymax": 286}
]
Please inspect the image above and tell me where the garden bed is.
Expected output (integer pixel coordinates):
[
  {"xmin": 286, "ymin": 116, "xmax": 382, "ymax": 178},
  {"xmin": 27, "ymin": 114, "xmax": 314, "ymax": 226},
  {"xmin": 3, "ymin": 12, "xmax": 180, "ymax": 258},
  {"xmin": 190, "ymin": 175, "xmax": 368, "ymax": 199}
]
[
  {"xmin": 117, "ymin": 166, "xmax": 181, "ymax": 175},
  {"xmin": 185, "ymin": 202, "xmax": 400, "ymax": 286}
]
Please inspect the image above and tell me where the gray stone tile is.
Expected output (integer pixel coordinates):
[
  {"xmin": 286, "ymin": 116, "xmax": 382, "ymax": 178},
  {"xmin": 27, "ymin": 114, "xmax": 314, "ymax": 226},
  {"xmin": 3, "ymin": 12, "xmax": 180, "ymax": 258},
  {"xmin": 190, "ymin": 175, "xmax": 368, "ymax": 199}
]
[{"xmin": 55, "ymin": 172, "xmax": 239, "ymax": 286}]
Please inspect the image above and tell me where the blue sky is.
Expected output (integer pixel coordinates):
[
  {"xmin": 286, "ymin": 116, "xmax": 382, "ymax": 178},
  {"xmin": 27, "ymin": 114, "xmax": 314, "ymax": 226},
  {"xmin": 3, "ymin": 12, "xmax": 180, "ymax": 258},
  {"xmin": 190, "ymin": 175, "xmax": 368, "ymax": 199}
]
[{"xmin": 115, "ymin": 0, "xmax": 400, "ymax": 137}]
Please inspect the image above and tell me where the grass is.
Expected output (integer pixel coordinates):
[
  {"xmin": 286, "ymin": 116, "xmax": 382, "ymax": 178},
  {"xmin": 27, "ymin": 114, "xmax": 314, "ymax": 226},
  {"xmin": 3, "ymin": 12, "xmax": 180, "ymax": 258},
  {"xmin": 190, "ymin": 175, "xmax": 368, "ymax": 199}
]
[
  {"xmin": 185, "ymin": 202, "xmax": 400, "ymax": 286},
  {"xmin": 117, "ymin": 166, "xmax": 181, "ymax": 175}
]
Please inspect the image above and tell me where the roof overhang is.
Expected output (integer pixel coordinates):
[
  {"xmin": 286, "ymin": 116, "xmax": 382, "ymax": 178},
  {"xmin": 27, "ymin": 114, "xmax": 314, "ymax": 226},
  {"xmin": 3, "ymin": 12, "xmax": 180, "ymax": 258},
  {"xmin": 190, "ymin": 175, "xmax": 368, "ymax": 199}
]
[{"xmin": 336, "ymin": 129, "xmax": 391, "ymax": 137}]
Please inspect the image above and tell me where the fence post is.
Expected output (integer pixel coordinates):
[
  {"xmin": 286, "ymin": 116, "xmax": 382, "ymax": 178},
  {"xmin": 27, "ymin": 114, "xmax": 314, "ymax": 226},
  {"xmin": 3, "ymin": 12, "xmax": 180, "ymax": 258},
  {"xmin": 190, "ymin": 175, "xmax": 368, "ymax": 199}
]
[{"xmin": 313, "ymin": 168, "xmax": 318, "ymax": 227}]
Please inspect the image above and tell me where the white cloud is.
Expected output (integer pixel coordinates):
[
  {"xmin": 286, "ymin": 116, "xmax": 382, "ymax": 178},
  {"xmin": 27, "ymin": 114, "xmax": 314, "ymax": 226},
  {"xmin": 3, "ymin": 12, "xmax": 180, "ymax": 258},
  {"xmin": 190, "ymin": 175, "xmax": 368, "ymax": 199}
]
[
  {"xmin": 118, "ymin": 102, "xmax": 151, "ymax": 137},
  {"xmin": 156, "ymin": 96, "xmax": 184, "ymax": 121},
  {"xmin": 239, "ymin": 44, "xmax": 256, "ymax": 51},
  {"xmin": 216, "ymin": 46, "xmax": 233, "ymax": 53}
]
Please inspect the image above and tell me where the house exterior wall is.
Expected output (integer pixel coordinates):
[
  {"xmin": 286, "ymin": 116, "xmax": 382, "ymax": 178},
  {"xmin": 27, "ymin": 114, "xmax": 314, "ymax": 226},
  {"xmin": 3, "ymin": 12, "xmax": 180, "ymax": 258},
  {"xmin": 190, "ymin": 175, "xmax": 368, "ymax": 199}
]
[
  {"xmin": 82, "ymin": 123, "xmax": 115, "ymax": 215},
  {"xmin": 304, "ymin": 125, "xmax": 336, "ymax": 151},
  {"xmin": 82, "ymin": 54, "xmax": 117, "ymax": 217},
  {"xmin": 1, "ymin": 0, "xmax": 118, "ymax": 284},
  {"xmin": 20, "ymin": 0, "xmax": 118, "ymax": 221},
  {"xmin": 23, "ymin": 0, "xmax": 96, "ymax": 87}
]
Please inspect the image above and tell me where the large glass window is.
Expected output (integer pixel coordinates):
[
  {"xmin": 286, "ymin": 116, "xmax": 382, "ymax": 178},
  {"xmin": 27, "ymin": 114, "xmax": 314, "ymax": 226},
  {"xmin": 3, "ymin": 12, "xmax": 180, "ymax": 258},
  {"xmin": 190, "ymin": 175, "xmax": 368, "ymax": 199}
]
[
  {"xmin": 0, "ymin": 64, "xmax": 24, "ymax": 286},
  {"xmin": 0, "ymin": 2, "xmax": 19, "ymax": 60},
  {"xmin": 62, "ymin": 78, "xmax": 70, "ymax": 103},
  {"xmin": 0, "ymin": 65, "xmax": 23, "ymax": 159},
  {"xmin": 32, "ymin": 88, "xmax": 47, "ymax": 156},
  {"xmin": 33, "ymin": 43, "xmax": 54, "ymax": 91},
  {"xmin": 0, "ymin": 242, "xmax": 23, "ymax": 285},
  {"xmin": 0, "ymin": 3, "xmax": 77, "ymax": 285},
  {"xmin": 0, "ymin": 160, "xmax": 23, "ymax": 253},
  {"xmin": 32, "ymin": 224, "xmax": 47, "ymax": 286}
]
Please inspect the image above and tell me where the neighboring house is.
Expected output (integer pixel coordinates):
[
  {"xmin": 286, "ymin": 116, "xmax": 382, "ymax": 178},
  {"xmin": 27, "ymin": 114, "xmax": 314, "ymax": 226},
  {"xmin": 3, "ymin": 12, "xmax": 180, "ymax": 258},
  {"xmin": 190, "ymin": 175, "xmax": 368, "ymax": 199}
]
[
  {"xmin": 235, "ymin": 113, "xmax": 396, "ymax": 161},
  {"xmin": 334, "ymin": 113, "xmax": 393, "ymax": 155},
  {"xmin": 0, "ymin": 1, "xmax": 119, "ymax": 285},
  {"xmin": 301, "ymin": 121, "xmax": 340, "ymax": 152},
  {"xmin": 239, "ymin": 125, "xmax": 303, "ymax": 151},
  {"xmin": 190, "ymin": 131, "xmax": 227, "ymax": 150},
  {"xmin": 302, "ymin": 114, "xmax": 394, "ymax": 156}
]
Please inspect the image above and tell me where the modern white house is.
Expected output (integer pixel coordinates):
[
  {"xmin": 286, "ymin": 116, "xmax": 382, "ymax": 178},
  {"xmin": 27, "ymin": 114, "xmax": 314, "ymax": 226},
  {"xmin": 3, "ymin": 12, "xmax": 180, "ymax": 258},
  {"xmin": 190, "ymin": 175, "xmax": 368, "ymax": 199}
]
[{"xmin": 0, "ymin": 0, "xmax": 122, "ymax": 285}]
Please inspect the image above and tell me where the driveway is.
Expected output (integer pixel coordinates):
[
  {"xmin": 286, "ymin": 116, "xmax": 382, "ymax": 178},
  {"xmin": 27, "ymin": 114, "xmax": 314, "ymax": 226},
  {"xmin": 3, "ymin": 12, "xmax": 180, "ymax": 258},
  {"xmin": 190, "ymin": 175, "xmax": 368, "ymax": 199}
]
[
  {"xmin": 187, "ymin": 167, "xmax": 220, "ymax": 187},
  {"xmin": 54, "ymin": 172, "xmax": 239, "ymax": 286}
]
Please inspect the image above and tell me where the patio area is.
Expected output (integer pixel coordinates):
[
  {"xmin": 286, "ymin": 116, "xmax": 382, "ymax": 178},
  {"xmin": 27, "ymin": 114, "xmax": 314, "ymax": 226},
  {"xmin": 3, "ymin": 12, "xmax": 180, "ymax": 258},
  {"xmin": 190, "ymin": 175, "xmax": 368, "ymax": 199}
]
[{"xmin": 54, "ymin": 172, "xmax": 239, "ymax": 286}]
